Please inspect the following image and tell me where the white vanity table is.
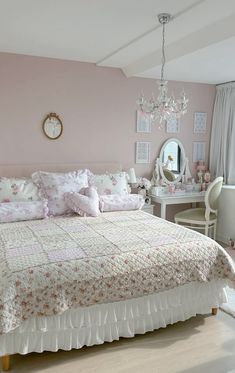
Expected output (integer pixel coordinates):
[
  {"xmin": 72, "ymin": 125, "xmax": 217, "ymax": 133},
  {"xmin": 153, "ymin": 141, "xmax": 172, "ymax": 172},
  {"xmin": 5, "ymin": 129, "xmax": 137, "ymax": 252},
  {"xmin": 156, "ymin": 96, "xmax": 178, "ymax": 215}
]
[
  {"xmin": 151, "ymin": 138, "xmax": 204, "ymax": 219},
  {"xmin": 151, "ymin": 192, "xmax": 205, "ymax": 219}
]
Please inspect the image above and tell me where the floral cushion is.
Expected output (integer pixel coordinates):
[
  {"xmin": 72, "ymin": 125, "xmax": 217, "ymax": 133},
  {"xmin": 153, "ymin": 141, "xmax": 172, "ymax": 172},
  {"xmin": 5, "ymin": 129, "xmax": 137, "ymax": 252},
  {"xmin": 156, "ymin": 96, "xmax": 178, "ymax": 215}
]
[
  {"xmin": 99, "ymin": 194, "xmax": 144, "ymax": 212},
  {"xmin": 0, "ymin": 177, "xmax": 40, "ymax": 203},
  {"xmin": 64, "ymin": 187, "xmax": 100, "ymax": 217},
  {"xmin": 32, "ymin": 170, "xmax": 89, "ymax": 216},
  {"xmin": 92, "ymin": 172, "xmax": 129, "ymax": 195},
  {"xmin": 0, "ymin": 200, "xmax": 48, "ymax": 223}
]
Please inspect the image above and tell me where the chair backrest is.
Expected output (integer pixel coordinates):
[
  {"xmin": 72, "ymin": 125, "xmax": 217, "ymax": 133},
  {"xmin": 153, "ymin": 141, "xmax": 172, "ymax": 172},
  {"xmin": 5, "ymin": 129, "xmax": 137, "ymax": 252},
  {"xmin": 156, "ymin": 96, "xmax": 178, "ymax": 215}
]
[
  {"xmin": 163, "ymin": 169, "xmax": 175, "ymax": 182},
  {"xmin": 205, "ymin": 176, "xmax": 223, "ymax": 220}
]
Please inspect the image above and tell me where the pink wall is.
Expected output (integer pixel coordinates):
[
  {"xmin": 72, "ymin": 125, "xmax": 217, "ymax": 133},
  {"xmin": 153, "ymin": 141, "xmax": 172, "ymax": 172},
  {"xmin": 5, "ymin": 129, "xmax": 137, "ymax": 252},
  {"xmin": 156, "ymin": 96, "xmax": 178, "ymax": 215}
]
[{"xmin": 0, "ymin": 52, "xmax": 215, "ymax": 218}]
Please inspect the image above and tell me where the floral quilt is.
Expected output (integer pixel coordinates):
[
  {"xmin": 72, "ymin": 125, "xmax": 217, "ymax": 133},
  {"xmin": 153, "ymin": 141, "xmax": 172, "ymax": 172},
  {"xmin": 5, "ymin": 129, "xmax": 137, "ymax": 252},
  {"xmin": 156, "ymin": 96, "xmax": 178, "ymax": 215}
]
[{"xmin": 0, "ymin": 210, "xmax": 234, "ymax": 334}]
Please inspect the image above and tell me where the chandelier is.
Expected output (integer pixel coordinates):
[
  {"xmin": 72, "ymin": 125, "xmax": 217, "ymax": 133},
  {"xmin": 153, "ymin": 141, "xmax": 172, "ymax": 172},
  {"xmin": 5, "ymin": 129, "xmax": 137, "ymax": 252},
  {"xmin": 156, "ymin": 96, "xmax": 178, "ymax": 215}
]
[{"xmin": 137, "ymin": 13, "xmax": 188, "ymax": 127}]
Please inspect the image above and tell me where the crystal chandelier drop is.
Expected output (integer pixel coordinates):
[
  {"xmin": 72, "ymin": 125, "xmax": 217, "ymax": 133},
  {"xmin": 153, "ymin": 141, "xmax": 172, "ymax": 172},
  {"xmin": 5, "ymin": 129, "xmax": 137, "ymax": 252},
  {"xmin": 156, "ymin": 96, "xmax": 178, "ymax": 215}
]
[{"xmin": 137, "ymin": 13, "xmax": 188, "ymax": 127}]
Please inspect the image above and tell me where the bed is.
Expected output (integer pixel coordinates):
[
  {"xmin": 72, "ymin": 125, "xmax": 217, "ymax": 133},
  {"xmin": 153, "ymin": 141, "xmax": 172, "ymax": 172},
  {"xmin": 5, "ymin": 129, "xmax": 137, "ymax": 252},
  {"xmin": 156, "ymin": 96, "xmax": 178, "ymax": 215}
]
[{"xmin": 0, "ymin": 163, "xmax": 234, "ymax": 371}]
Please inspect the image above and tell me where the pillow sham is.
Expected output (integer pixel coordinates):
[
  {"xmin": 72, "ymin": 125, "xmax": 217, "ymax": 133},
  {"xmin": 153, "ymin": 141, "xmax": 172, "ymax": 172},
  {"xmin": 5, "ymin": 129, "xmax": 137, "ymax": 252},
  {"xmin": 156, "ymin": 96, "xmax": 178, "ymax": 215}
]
[
  {"xmin": 92, "ymin": 172, "xmax": 129, "ymax": 196},
  {"xmin": 0, "ymin": 177, "xmax": 40, "ymax": 203},
  {"xmin": 0, "ymin": 200, "xmax": 48, "ymax": 223},
  {"xmin": 64, "ymin": 187, "xmax": 100, "ymax": 217},
  {"xmin": 32, "ymin": 170, "xmax": 89, "ymax": 216},
  {"xmin": 99, "ymin": 194, "xmax": 144, "ymax": 212}
]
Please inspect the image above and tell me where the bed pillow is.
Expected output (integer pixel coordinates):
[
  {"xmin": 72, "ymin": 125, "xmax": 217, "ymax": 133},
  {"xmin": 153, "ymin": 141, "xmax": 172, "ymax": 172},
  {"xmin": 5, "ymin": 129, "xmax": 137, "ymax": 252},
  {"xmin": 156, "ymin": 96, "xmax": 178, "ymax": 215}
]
[
  {"xmin": 92, "ymin": 172, "xmax": 129, "ymax": 196},
  {"xmin": 0, "ymin": 200, "xmax": 48, "ymax": 223},
  {"xmin": 99, "ymin": 194, "xmax": 144, "ymax": 212},
  {"xmin": 64, "ymin": 187, "xmax": 100, "ymax": 217},
  {"xmin": 0, "ymin": 177, "xmax": 40, "ymax": 203},
  {"xmin": 32, "ymin": 170, "xmax": 89, "ymax": 216}
]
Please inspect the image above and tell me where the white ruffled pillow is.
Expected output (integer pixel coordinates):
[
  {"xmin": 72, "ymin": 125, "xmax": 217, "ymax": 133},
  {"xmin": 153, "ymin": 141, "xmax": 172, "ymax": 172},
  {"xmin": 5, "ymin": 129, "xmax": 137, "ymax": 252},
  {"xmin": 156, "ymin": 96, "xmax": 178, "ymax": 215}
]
[
  {"xmin": 0, "ymin": 177, "xmax": 40, "ymax": 203},
  {"xmin": 32, "ymin": 170, "xmax": 89, "ymax": 216},
  {"xmin": 0, "ymin": 200, "xmax": 48, "ymax": 223},
  {"xmin": 64, "ymin": 187, "xmax": 100, "ymax": 217},
  {"xmin": 92, "ymin": 172, "xmax": 129, "ymax": 196},
  {"xmin": 99, "ymin": 194, "xmax": 144, "ymax": 212}
]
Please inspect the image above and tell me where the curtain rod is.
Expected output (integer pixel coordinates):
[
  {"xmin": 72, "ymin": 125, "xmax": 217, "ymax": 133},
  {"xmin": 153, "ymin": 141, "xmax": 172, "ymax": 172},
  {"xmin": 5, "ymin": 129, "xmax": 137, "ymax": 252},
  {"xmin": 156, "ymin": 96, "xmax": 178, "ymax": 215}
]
[{"xmin": 216, "ymin": 80, "xmax": 235, "ymax": 86}]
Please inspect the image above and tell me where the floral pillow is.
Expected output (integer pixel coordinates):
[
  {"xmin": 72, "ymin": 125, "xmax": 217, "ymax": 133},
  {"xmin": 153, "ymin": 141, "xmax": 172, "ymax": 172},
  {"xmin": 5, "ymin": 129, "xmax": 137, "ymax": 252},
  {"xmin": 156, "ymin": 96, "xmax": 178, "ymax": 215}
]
[
  {"xmin": 64, "ymin": 187, "xmax": 100, "ymax": 217},
  {"xmin": 0, "ymin": 200, "xmax": 48, "ymax": 223},
  {"xmin": 99, "ymin": 194, "xmax": 144, "ymax": 212},
  {"xmin": 0, "ymin": 177, "xmax": 40, "ymax": 203},
  {"xmin": 32, "ymin": 170, "xmax": 89, "ymax": 216},
  {"xmin": 92, "ymin": 172, "xmax": 129, "ymax": 196}
]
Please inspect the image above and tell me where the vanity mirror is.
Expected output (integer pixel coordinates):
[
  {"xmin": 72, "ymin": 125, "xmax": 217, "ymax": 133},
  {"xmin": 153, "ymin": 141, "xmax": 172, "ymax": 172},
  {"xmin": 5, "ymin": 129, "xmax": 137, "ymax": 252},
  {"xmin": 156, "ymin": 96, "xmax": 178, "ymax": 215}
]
[{"xmin": 152, "ymin": 138, "xmax": 191, "ymax": 185}]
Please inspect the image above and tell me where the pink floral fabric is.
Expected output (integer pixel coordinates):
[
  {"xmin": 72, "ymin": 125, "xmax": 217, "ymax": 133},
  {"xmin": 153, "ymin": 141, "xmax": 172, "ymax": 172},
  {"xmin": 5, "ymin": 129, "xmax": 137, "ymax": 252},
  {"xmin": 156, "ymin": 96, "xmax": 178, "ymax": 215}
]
[
  {"xmin": 32, "ymin": 170, "xmax": 89, "ymax": 216},
  {"xmin": 64, "ymin": 187, "xmax": 100, "ymax": 217},
  {"xmin": 100, "ymin": 194, "xmax": 144, "ymax": 212},
  {"xmin": 0, "ymin": 177, "xmax": 40, "ymax": 203},
  {"xmin": 0, "ymin": 200, "xmax": 48, "ymax": 223},
  {"xmin": 91, "ymin": 172, "xmax": 129, "ymax": 195},
  {"xmin": 0, "ymin": 210, "xmax": 234, "ymax": 335}
]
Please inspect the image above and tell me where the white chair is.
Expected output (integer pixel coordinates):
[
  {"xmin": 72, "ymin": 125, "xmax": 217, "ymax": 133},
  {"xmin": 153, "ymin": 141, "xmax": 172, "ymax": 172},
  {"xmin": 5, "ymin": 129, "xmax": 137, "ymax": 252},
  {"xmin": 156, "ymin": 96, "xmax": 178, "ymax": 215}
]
[{"xmin": 174, "ymin": 177, "xmax": 223, "ymax": 239}]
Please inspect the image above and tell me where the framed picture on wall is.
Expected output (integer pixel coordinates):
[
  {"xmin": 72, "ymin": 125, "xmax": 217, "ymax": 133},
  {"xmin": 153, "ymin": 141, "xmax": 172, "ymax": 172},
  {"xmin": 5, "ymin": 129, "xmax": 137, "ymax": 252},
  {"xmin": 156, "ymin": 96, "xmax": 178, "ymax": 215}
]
[
  {"xmin": 166, "ymin": 116, "xmax": 180, "ymax": 133},
  {"xmin": 193, "ymin": 142, "xmax": 206, "ymax": 162},
  {"xmin": 194, "ymin": 112, "xmax": 207, "ymax": 134},
  {"xmin": 135, "ymin": 141, "xmax": 150, "ymax": 164},
  {"xmin": 136, "ymin": 110, "xmax": 152, "ymax": 133}
]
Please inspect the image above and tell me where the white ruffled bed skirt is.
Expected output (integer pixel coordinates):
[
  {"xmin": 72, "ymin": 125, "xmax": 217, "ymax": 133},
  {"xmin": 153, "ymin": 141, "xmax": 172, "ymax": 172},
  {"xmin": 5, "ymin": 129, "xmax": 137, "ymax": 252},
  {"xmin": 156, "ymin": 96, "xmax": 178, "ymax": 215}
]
[{"xmin": 0, "ymin": 280, "xmax": 228, "ymax": 356}]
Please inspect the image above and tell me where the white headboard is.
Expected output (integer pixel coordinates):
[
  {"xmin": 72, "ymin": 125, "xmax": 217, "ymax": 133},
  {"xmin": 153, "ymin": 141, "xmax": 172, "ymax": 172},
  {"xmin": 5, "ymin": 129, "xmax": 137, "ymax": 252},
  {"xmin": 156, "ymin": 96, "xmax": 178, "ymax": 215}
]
[{"xmin": 0, "ymin": 162, "xmax": 122, "ymax": 178}]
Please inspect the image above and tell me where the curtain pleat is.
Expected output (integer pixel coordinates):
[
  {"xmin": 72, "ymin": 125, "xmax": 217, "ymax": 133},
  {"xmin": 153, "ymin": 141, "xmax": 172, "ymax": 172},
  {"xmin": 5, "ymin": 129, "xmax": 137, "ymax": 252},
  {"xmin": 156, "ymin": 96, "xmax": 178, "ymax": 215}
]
[{"xmin": 210, "ymin": 82, "xmax": 235, "ymax": 184}]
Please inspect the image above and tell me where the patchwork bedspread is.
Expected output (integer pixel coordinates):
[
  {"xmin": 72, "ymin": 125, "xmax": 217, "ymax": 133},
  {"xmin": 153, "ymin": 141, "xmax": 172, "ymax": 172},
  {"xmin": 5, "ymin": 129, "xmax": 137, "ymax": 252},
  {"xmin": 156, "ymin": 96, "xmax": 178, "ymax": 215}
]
[{"xmin": 0, "ymin": 210, "xmax": 234, "ymax": 334}]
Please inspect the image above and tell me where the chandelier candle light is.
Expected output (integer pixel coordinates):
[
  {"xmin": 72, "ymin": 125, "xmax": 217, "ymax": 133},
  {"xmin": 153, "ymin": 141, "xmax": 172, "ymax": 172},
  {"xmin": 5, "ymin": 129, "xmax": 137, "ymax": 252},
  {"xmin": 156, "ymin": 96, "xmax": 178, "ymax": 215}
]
[{"xmin": 137, "ymin": 13, "xmax": 188, "ymax": 127}]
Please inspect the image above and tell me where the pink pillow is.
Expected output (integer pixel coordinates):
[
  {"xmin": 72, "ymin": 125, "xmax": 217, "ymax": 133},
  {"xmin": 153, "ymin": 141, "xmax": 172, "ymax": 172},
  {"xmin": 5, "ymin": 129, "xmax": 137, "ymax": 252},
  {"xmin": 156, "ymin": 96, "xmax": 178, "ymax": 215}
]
[
  {"xmin": 89, "ymin": 172, "xmax": 129, "ymax": 195},
  {"xmin": 32, "ymin": 170, "xmax": 89, "ymax": 216},
  {"xmin": 99, "ymin": 194, "xmax": 144, "ymax": 212},
  {"xmin": 0, "ymin": 200, "xmax": 48, "ymax": 223},
  {"xmin": 64, "ymin": 187, "xmax": 100, "ymax": 217}
]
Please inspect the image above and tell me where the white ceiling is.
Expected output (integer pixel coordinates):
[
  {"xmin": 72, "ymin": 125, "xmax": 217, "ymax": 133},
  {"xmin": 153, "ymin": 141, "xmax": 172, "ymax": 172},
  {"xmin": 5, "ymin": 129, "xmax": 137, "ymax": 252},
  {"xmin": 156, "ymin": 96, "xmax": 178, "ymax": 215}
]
[{"xmin": 0, "ymin": 0, "xmax": 235, "ymax": 84}]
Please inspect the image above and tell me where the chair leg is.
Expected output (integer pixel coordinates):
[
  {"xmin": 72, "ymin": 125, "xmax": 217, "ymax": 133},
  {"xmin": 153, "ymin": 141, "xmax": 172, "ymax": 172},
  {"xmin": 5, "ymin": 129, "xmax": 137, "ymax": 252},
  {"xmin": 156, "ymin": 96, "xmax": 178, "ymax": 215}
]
[
  {"xmin": 205, "ymin": 224, "xmax": 209, "ymax": 237},
  {"xmin": 213, "ymin": 222, "xmax": 217, "ymax": 240}
]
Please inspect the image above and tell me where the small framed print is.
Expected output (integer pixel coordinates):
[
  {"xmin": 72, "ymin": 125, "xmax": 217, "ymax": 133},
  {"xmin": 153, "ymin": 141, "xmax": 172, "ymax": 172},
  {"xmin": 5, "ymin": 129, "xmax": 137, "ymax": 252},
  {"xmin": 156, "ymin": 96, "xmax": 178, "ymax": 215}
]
[
  {"xmin": 135, "ymin": 141, "xmax": 150, "ymax": 164},
  {"xmin": 193, "ymin": 142, "xmax": 206, "ymax": 162},
  {"xmin": 166, "ymin": 117, "xmax": 180, "ymax": 133},
  {"xmin": 136, "ymin": 110, "xmax": 152, "ymax": 133},
  {"xmin": 194, "ymin": 112, "xmax": 207, "ymax": 134}
]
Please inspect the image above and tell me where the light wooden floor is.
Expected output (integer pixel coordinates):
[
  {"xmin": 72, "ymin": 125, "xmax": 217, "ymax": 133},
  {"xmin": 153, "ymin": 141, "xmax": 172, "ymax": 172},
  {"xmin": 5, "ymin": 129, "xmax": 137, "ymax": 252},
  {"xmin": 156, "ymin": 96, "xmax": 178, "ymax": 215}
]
[{"xmin": 5, "ymin": 311, "xmax": 235, "ymax": 373}]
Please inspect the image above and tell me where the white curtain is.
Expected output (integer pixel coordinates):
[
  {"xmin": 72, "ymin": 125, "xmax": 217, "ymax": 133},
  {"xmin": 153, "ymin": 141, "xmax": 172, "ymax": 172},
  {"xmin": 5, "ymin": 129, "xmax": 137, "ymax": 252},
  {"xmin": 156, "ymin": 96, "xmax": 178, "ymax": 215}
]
[{"xmin": 210, "ymin": 82, "xmax": 235, "ymax": 185}]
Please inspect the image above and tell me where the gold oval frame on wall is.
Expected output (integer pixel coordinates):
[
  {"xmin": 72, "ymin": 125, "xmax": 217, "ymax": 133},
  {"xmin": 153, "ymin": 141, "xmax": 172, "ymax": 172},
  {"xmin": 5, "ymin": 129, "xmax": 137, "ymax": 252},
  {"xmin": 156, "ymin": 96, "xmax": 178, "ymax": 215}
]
[{"xmin": 42, "ymin": 113, "xmax": 63, "ymax": 140}]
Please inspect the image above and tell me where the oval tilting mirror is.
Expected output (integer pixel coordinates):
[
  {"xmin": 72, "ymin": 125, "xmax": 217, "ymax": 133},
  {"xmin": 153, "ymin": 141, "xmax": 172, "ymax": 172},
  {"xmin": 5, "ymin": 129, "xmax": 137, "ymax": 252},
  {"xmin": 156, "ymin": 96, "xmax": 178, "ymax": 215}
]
[{"xmin": 159, "ymin": 138, "xmax": 186, "ymax": 184}]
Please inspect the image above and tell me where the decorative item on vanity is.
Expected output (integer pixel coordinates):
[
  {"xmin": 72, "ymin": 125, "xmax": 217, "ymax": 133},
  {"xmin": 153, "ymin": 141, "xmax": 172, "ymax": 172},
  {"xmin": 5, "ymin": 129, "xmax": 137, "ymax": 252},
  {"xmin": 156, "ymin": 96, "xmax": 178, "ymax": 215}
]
[
  {"xmin": 204, "ymin": 171, "xmax": 211, "ymax": 183},
  {"xmin": 136, "ymin": 177, "xmax": 152, "ymax": 204},
  {"xmin": 137, "ymin": 13, "xmax": 188, "ymax": 128},
  {"xmin": 151, "ymin": 138, "xmax": 191, "ymax": 189},
  {"xmin": 42, "ymin": 113, "xmax": 63, "ymax": 140},
  {"xmin": 196, "ymin": 160, "xmax": 206, "ymax": 183},
  {"xmin": 128, "ymin": 168, "xmax": 137, "ymax": 187}
]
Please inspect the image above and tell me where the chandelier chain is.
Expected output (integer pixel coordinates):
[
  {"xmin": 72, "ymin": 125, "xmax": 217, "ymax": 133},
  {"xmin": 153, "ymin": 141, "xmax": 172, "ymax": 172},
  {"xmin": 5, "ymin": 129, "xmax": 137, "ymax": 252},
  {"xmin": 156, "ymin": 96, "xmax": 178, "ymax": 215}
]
[{"xmin": 161, "ymin": 22, "xmax": 166, "ymax": 82}]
